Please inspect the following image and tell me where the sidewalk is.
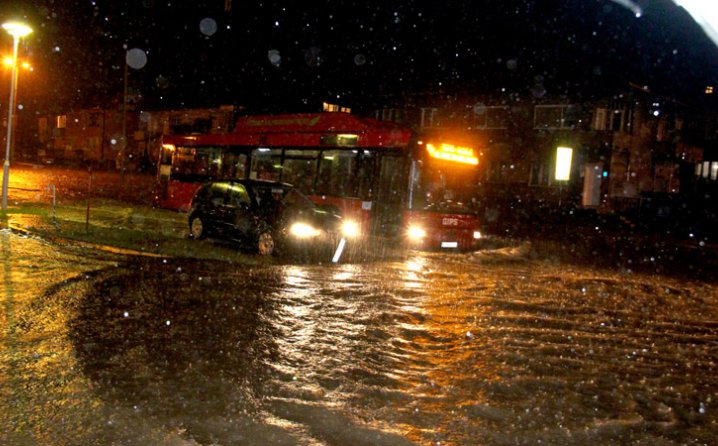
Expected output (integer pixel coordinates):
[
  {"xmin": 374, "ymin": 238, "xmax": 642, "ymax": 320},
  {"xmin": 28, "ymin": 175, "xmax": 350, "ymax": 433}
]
[{"xmin": 0, "ymin": 197, "xmax": 268, "ymax": 263}]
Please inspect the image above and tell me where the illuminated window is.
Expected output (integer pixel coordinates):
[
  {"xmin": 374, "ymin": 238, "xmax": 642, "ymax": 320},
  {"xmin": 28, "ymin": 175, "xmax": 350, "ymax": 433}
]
[
  {"xmin": 593, "ymin": 108, "xmax": 609, "ymax": 130},
  {"xmin": 56, "ymin": 115, "xmax": 67, "ymax": 129},
  {"xmin": 555, "ymin": 146, "xmax": 573, "ymax": 181},
  {"xmin": 712, "ymin": 161, "xmax": 718, "ymax": 181},
  {"xmin": 706, "ymin": 86, "xmax": 714, "ymax": 94}
]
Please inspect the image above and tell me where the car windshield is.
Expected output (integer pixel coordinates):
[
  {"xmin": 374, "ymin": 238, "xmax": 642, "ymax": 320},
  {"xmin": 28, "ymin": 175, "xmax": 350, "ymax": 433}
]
[{"xmin": 252, "ymin": 184, "xmax": 315, "ymax": 209}]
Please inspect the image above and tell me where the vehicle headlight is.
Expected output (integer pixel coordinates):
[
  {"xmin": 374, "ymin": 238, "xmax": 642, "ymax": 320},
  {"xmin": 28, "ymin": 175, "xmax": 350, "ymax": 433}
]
[
  {"xmin": 473, "ymin": 230, "xmax": 482, "ymax": 239},
  {"xmin": 289, "ymin": 222, "xmax": 321, "ymax": 238},
  {"xmin": 407, "ymin": 225, "xmax": 426, "ymax": 241},
  {"xmin": 341, "ymin": 220, "xmax": 360, "ymax": 238}
]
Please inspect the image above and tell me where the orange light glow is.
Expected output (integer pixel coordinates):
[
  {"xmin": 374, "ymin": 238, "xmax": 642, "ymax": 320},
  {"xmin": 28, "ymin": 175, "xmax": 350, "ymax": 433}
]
[
  {"xmin": 426, "ymin": 143, "xmax": 479, "ymax": 165},
  {"xmin": 3, "ymin": 57, "xmax": 32, "ymax": 70}
]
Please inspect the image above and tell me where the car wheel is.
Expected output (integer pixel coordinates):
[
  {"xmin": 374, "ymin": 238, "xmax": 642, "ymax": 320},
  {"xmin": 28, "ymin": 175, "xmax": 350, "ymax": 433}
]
[
  {"xmin": 257, "ymin": 231, "xmax": 275, "ymax": 256},
  {"xmin": 189, "ymin": 216, "xmax": 206, "ymax": 240}
]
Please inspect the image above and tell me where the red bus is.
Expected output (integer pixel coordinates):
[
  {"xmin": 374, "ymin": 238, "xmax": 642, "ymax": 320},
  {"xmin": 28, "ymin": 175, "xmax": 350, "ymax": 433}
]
[{"xmin": 156, "ymin": 112, "xmax": 483, "ymax": 250}]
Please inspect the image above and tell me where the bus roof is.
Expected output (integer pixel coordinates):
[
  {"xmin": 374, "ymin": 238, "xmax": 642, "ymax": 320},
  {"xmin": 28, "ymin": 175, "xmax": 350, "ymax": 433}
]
[{"xmin": 162, "ymin": 112, "xmax": 412, "ymax": 149}]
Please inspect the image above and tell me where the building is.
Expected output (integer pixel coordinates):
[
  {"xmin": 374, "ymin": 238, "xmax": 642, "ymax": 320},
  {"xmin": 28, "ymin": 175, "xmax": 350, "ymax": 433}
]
[
  {"xmin": 37, "ymin": 105, "xmax": 236, "ymax": 170},
  {"xmin": 373, "ymin": 87, "xmax": 710, "ymax": 223}
]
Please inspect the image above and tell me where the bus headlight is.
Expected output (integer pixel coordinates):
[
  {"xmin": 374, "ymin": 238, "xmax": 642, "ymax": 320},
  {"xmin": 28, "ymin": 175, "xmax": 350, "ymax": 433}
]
[
  {"xmin": 289, "ymin": 222, "xmax": 321, "ymax": 238},
  {"xmin": 407, "ymin": 225, "xmax": 427, "ymax": 241},
  {"xmin": 473, "ymin": 230, "xmax": 482, "ymax": 239},
  {"xmin": 341, "ymin": 220, "xmax": 360, "ymax": 238}
]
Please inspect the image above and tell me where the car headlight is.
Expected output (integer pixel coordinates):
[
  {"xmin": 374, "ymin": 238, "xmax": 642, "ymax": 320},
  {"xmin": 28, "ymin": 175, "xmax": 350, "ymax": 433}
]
[
  {"xmin": 289, "ymin": 222, "xmax": 321, "ymax": 238},
  {"xmin": 407, "ymin": 225, "xmax": 426, "ymax": 241},
  {"xmin": 473, "ymin": 230, "xmax": 482, "ymax": 239},
  {"xmin": 341, "ymin": 220, "xmax": 360, "ymax": 238}
]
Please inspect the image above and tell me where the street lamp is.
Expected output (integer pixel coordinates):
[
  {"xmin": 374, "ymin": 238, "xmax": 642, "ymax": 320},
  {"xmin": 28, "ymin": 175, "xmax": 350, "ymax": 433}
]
[{"xmin": 1, "ymin": 21, "xmax": 32, "ymax": 210}]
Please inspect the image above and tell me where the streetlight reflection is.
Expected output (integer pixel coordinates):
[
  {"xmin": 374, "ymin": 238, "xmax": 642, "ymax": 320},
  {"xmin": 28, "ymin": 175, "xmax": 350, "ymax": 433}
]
[{"xmin": 1, "ymin": 21, "xmax": 32, "ymax": 210}]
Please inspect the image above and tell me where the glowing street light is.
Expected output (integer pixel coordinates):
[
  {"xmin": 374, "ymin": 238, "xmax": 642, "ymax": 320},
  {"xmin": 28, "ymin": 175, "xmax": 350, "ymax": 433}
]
[
  {"xmin": 3, "ymin": 56, "xmax": 32, "ymax": 71},
  {"xmin": 1, "ymin": 21, "xmax": 32, "ymax": 210}
]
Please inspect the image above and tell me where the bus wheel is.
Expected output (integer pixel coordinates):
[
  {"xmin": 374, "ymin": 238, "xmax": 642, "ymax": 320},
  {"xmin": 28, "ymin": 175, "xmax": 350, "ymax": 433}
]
[
  {"xmin": 189, "ymin": 216, "xmax": 206, "ymax": 240},
  {"xmin": 257, "ymin": 231, "xmax": 275, "ymax": 256}
]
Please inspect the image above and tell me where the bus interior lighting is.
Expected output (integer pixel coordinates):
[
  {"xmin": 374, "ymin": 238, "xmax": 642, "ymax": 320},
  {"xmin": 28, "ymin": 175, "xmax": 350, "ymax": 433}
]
[
  {"xmin": 426, "ymin": 143, "xmax": 479, "ymax": 165},
  {"xmin": 320, "ymin": 134, "xmax": 359, "ymax": 147}
]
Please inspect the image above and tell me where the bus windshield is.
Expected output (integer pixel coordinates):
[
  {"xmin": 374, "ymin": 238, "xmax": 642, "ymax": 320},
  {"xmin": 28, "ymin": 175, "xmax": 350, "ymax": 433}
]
[{"xmin": 410, "ymin": 161, "xmax": 479, "ymax": 215}]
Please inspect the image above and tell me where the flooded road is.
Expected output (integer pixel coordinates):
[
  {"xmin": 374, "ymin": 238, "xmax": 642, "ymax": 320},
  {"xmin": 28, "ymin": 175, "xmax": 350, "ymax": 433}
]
[{"xmin": 1, "ymin": 230, "xmax": 717, "ymax": 445}]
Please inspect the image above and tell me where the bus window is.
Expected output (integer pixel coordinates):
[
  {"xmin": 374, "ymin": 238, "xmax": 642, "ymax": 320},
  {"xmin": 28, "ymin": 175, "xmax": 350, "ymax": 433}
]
[
  {"xmin": 172, "ymin": 146, "xmax": 222, "ymax": 181},
  {"xmin": 206, "ymin": 148, "xmax": 222, "ymax": 178},
  {"xmin": 373, "ymin": 154, "xmax": 408, "ymax": 234},
  {"xmin": 377, "ymin": 155, "xmax": 408, "ymax": 205},
  {"xmin": 219, "ymin": 151, "xmax": 248, "ymax": 180},
  {"xmin": 356, "ymin": 150, "xmax": 376, "ymax": 200},
  {"xmin": 172, "ymin": 147, "xmax": 193, "ymax": 176},
  {"xmin": 282, "ymin": 149, "xmax": 319, "ymax": 193},
  {"xmin": 316, "ymin": 150, "xmax": 359, "ymax": 197},
  {"xmin": 250, "ymin": 148, "xmax": 282, "ymax": 180}
]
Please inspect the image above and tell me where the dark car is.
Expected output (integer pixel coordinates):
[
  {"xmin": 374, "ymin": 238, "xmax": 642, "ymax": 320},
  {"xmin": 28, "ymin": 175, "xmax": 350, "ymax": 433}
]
[{"xmin": 187, "ymin": 179, "xmax": 359, "ymax": 257}]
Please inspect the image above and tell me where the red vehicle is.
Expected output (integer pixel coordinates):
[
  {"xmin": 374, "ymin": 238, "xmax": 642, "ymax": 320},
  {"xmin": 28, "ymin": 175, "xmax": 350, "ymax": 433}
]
[{"xmin": 156, "ymin": 112, "xmax": 483, "ymax": 250}]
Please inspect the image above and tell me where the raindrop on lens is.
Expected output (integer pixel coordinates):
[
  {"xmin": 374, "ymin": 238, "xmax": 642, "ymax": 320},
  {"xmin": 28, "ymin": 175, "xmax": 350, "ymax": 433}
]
[
  {"xmin": 354, "ymin": 53, "xmax": 366, "ymax": 66},
  {"xmin": 126, "ymin": 48, "xmax": 148, "ymax": 69},
  {"xmin": 268, "ymin": 49, "xmax": 281, "ymax": 67},
  {"xmin": 199, "ymin": 17, "xmax": 218, "ymax": 36}
]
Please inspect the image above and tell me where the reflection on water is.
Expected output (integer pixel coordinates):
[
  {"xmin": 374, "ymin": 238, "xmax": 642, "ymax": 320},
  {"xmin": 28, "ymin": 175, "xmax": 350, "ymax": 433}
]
[{"xmin": 2, "ymin": 234, "xmax": 718, "ymax": 445}]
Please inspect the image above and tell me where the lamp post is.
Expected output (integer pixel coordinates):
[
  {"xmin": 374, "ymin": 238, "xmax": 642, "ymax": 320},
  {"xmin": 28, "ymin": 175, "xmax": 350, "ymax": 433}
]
[{"xmin": 1, "ymin": 21, "xmax": 32, "ymax": 210}]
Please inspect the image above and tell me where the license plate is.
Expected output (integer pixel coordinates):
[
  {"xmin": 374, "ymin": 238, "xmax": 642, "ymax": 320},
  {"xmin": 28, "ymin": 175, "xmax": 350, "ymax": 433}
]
[{"xmin": 441, "ymin": 241, "xmax": 458, "ymax": 248}]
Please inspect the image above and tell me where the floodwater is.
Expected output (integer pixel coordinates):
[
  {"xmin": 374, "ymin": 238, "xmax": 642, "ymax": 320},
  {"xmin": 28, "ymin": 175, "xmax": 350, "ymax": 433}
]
[{"xmin": 1, "ymin": 230, "xmax": 717, "ymax": 445}]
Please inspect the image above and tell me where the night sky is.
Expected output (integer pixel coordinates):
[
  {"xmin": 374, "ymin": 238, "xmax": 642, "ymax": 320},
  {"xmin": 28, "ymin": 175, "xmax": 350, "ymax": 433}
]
[{"xmin": 4, "ymin": 0, "xmax": 718, "ymax": 114}]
